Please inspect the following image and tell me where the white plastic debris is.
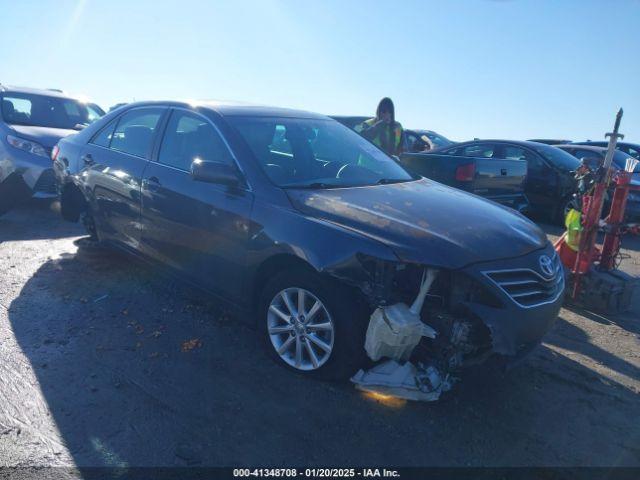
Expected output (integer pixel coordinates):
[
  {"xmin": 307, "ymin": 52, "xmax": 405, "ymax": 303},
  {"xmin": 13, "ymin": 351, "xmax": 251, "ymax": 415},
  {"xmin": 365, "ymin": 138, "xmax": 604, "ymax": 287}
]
[
  {"xmin": 351, "ymin": 360, "xmax": 452, "ymax": 402},
  {"xmin": 625, "ymin": 157, "xmax": 639, "ymax": 173},
  {"xmin": 364, "ymin": 269, "xmax": 438, "ymax": 361}
]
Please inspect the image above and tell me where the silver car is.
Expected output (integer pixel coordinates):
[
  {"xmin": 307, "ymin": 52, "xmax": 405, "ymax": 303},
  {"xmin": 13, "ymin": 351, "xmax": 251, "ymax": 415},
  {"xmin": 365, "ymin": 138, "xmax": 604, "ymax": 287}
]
[{"xmin": 0, "ymin": 84, "xmax": 103, "ymax": 214}]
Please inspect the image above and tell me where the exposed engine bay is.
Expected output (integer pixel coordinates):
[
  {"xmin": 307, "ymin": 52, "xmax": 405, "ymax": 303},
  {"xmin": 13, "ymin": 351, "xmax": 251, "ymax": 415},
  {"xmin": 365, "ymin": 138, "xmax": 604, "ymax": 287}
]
[{"xmin": 352, "ymin": 265, "xmax": 501, "ymax": 401}]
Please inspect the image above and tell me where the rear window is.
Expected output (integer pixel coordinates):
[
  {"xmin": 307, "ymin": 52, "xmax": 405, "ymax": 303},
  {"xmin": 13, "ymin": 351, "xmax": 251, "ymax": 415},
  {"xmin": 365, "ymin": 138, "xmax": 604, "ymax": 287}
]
[
  {"xmin": 1, "ymin": 93, "xmax": 91, "ymax": 130},
  {"xmin": 109, "ymin": 108, "xmax": 164, "ymax": 158},
  {"xmin": 534, "ymin": 145, "xmax": 581, "ymax": 171}
]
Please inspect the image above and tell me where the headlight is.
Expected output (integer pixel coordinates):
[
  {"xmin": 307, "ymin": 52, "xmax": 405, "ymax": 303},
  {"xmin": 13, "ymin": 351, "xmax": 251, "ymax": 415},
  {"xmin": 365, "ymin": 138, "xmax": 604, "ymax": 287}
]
[{"xmin": 6, "ymin": 134, "xmax": 48, "ymax": 157}]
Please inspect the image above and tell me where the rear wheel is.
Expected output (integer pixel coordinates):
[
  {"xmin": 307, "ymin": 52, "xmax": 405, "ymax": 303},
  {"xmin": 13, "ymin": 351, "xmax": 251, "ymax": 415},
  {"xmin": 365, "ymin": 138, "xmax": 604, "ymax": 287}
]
[{"xmin": 258, "ymin": 268, "xmax": 368, "ymax": 380}]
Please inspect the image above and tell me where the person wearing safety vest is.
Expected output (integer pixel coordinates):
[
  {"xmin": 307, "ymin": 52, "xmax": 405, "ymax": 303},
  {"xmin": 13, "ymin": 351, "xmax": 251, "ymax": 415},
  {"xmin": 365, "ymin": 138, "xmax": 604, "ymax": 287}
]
[{"xmin": 356, "ymin": 97, "xmax": 404, "ymax": 157}]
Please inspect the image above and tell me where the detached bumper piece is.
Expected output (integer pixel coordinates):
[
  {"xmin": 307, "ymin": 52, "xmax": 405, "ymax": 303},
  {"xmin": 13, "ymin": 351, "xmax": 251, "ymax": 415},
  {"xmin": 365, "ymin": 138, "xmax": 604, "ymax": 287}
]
[{"xmin": 352, "ymin": 360, "xmax": 452, "ymax": 402}]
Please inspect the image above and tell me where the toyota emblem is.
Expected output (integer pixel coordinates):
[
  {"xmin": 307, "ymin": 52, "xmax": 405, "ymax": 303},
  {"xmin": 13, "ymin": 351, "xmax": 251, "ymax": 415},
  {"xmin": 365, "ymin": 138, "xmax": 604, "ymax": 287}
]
[{"xmin": 539, "ymin": 255, "xmax": 555, "ymax": 278}]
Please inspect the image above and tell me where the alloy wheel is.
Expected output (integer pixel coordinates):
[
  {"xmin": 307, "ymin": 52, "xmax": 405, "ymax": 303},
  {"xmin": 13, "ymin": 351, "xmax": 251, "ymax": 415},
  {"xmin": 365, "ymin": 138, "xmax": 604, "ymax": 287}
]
[{"xmin": 267, "ymin": 288, "xmax": 335, "ymax": 371}]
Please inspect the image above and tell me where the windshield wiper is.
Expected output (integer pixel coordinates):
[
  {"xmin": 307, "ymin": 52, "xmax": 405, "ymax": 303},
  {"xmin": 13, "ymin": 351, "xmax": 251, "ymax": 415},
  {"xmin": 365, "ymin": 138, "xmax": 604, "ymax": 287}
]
[
  {"xmin": 282, "ymin": 182, "xmax": 341, "ymax": 189},
  {"xmin": 376, "ymin": 178, "xmax": 406, "ymax": 185}
]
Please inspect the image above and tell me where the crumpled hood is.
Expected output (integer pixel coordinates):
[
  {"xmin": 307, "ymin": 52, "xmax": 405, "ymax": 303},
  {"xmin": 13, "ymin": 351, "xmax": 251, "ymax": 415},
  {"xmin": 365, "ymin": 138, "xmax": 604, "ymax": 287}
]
[
  {"xmin": 8, "ymin": 125, "xmax": 77, "ymax": 148},
  {"xmin": 286, "ymin": 178, "xmax": 547, "ymax": 269}
]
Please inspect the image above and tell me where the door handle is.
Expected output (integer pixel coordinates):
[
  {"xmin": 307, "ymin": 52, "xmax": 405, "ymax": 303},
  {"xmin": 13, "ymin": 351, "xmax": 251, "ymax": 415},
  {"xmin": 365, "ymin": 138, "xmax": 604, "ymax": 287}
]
[
  {"xmin": 82, "ymin": 154, "xmax": 95, "ymax": 166},
  {"xmin": 142, "ymin": 176, "xmax": 161, "ymax": 191}
]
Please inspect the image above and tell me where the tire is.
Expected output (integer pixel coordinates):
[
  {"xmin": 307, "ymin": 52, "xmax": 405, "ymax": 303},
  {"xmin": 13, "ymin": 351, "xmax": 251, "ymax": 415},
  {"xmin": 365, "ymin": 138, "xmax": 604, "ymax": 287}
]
[
  {"xmin": 554, "ymin": 196, "xmax": 579, "ymax": 225},
  {"xmin": 258, "ymin": 268, "xmax": 369, "ymax": 381},
  {"xmin": 80, "ymin": 202, "xmax": 99, "ymax": 242}
]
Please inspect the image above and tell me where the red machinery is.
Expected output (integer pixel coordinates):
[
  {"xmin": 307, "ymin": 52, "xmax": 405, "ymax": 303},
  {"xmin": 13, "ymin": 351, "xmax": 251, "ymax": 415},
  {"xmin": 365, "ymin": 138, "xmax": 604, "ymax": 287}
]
[{"xmin": 555, "ymin": 109, "xmax": 639, "ymax": 312}]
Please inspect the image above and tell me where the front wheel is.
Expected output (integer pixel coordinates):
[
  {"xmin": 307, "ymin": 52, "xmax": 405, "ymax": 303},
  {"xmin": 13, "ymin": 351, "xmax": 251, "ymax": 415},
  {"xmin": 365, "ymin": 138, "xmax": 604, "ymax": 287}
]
[{"xmin": 258, "ymin": 268, "xmax": 368, "ymax": 380}]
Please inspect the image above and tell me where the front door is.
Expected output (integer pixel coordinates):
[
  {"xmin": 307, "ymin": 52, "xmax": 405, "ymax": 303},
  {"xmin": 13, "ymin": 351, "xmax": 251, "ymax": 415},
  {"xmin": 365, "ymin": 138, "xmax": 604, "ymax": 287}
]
[{"xmin": 139, "ymin": 109, "xmax": 254, "ymax": 301}]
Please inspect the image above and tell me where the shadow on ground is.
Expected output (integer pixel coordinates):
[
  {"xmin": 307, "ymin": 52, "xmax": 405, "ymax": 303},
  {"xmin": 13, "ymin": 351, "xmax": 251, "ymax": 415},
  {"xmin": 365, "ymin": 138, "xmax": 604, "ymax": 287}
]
[
  {"xmin": 0, "ymin": 201, "xmax": 82, "ymax": 243},
  {"xmin": 7, "ymin": 239, "xmax": 640, "ymax": 468}
]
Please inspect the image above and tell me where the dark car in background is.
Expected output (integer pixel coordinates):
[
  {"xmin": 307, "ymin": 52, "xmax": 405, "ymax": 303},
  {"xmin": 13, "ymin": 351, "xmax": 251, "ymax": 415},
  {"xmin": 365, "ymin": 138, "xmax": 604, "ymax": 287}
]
[
  {"xmin": 399, "ymin": 141, "xmax": 530, "ymax": 212},
  {"xmin": 419, "ymin": 140, "xmax": 584, "ymax": 223},
  {"xmin": 329, "ymin": 115, "xmax": 369, "ymax": 131},
  {"xmin": 0, "ymin": 85, "xmax": 100, "ymax": 215},
  {"xmin": 53, "ymin": 101, "xmax": 563, "ymax": 380},
  {"xmin": 571, "ymin": 141, "xmax": 640, "ymax": 161},
  {"xmin": 330, "ymin": 115, "xmax": 454, "ymax": 153},
  {"xmin": 404, "ymin": 129, "xmax": 454, "ymax": 152},
  {"xmin": 556, "ymin": 144, "xmax": 640, "ymax": 220}
]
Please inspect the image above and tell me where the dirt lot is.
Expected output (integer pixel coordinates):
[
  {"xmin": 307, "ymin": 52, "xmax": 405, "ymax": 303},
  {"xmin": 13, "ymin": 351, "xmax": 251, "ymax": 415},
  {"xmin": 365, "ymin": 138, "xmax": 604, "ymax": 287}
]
[{"xmin": 0, "ymin": 201, "xmax": 639, "ymax": 468}]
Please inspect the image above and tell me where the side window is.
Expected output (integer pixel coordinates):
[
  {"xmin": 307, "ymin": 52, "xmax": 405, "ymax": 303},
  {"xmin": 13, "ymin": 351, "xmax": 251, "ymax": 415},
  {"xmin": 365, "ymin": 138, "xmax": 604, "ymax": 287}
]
[
  {"xmin": 158, "ymin": 110, "xmax": 234, "ymax": 171},
  {"xmin": 461, "ymin": 143, "xmax": 495, "ymax": 158},
  {"xmin": 574, "ymin": 149, "xmax": 596, "ymax": 161},
  {"xmin": 527, "ymin": 152, "xmax": 545, "ymax": 170},
  {"xmin": 110, "ymin": 108, "xmax": 163, "ymax": 158},
  {"xmin": 270, "ymin": 125, "xmax": 292, "ymax": 155},
  {"xmin": 90, "ymin": 118, "xmax": 118, "ymax": 148},
  {"xmin": 405, "ymin": 132, "xmax": 418, "ymax": 152},
  {"xmin": 502, "ymin": 146, "xmax": 527, "ymax": 160},
  {"xmin": 443, "ymin": 146, "xmax": 461, "ymax": 155}
]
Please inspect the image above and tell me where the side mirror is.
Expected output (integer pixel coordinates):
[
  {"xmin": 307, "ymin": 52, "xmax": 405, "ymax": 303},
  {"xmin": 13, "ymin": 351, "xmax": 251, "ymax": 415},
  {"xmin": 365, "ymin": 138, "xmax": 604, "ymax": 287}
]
[{"xmin": 191, "ymin": 159, "xmax": 239, "ymax": 186}]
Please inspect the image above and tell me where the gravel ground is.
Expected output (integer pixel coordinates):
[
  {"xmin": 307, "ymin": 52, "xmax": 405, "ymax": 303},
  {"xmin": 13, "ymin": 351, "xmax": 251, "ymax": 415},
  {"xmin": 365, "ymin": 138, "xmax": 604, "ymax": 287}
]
[{"xmin": 0, "ymin": 201, "xmax": 638, "ymax": 468}]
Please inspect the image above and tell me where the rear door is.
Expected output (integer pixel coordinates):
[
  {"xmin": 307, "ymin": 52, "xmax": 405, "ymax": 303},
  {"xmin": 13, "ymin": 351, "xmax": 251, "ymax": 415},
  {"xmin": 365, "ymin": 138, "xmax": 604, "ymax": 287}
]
[
  {"xmin": 83, "ymin": 106, "xmax": 166, "ymax": 249},
  {"xmin": 139, "ymin": 108, "xmax": 254, "ymax": 301},
  {"xmin": 459, "ymin": 143, "xmax": 527, "ymax": 198}
]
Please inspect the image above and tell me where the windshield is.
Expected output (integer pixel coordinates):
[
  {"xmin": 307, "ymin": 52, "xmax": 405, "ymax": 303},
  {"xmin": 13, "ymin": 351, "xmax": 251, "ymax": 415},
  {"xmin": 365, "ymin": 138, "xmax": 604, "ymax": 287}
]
[
  {"xmin": 1, "ymin": 93, "xmax": 92, "ymax": 130},
  {"xmin": 229, "ymin": 116, "xmax": 414, "ymax": 188},
  {"xmin": 534, "ymin": 145, "xmax": 581, "ymax": 171}
]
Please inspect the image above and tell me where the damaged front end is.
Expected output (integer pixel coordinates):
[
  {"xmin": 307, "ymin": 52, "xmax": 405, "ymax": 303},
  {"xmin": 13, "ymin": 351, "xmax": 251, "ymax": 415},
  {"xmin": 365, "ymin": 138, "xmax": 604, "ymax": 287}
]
[{"xmin": 350, "ymin": 245, "xmax": 564, "ymax": 401}]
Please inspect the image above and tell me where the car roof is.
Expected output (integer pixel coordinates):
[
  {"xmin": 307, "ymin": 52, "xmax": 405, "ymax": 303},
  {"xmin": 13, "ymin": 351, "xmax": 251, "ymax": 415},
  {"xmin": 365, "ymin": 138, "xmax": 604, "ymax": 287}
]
[
  {"xmin": 573, "ymin": 140, "xmax": 640, "ymax": 148},
  {"xmin": 449, "ymin": 139, "xmax": 553, "ymax": 149},
  {"xmin": 330, "ymin": 115, "xmax": 369, "ymax": 121},
  {"xmin": 124, "ymin": 100, "xmax": 329, "ymax": 119},
  {"xmin": 1, "ymin": 85, "xmax": 78, "ymax": 100},
  {"xmin": 408, "ymin": 129, "xmax": 437, "ymax": 135},
  {"xmin": 557, "ymin": 144, "xmax": 606, "ymax": 152}
]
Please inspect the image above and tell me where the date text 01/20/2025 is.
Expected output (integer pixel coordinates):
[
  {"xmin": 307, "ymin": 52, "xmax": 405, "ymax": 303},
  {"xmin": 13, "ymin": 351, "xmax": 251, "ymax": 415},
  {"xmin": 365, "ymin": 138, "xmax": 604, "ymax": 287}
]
[{"xmin": 233, "ymin": 468, "xmax": 400, "ymax": 478}]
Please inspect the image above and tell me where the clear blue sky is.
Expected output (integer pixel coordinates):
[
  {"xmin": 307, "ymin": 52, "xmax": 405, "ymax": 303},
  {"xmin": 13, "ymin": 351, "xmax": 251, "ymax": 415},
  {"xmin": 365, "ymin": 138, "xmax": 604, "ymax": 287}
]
[{"xmin": 1, "ymin": 0, "xmax": 638, "ymax": 141}]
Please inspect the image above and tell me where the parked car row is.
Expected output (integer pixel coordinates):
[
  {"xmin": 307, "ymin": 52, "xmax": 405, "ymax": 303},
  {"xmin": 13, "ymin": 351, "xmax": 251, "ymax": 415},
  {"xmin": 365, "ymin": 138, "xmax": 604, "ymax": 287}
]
[
  {"xmin": 405, "ymin": 139, "xmax": 608, "ymax": 223},
  {"xmin": 336, "ymin": 116, "xmax": 639, "ymax": 224}
]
